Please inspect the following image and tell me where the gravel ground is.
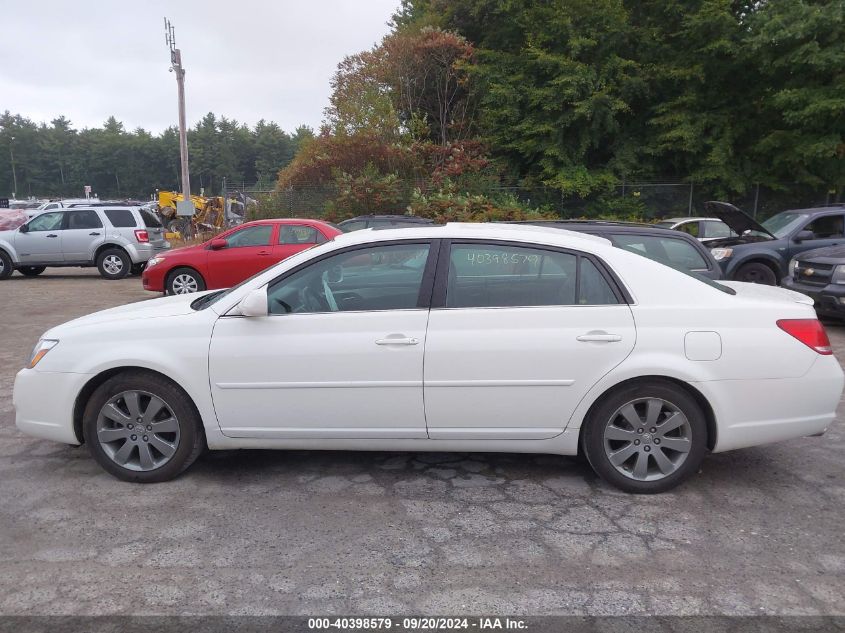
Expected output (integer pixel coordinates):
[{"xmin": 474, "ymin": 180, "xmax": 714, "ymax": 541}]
[{"xmin": 1, "ymin": 268, "xmax": 844, "ymax": 616}]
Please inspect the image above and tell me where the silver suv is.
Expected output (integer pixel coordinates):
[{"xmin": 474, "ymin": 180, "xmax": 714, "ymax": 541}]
[{"xmin": 0, "ymin": 206, "xmax": 169, "ymax": 280}]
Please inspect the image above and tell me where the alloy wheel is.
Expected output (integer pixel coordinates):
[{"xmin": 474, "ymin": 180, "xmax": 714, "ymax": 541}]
[
  {"xmin": 96, "ymin": 390, "xmax": 181, "ymax": 472},
  {"xmin": 602, "ymin": 397, "xmax": 692, "ymax": 481},
  {"xmin": 171, "ymin": 273, "xmax": 198, "ymax": 294},
  {"xmin": 103, "ymin": 255, "xmax": 124, "ymax": 276}
]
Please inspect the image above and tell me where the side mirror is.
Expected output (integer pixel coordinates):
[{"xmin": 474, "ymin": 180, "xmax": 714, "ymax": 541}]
[
  {"xmin": 210, "ymin": 238, "xmax": 227, "ymax": 250},
  {"xmin": 19, "ymin": 223, "xmax": 29, "ymax": 233},
  {"xmin": 238, "ymin": 287, "xmax": 268, "ymax": 317},
  {"xmin": 794, "ymin": 230, "xmax": 814, "ymax": 243}
]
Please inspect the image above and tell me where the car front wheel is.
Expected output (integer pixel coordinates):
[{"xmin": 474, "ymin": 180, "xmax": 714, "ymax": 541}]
[
  {"xmin": 735, "ymin": 262, "xmax": 777, "ymax": 285},
  {"xmin": 166, "ymin": 267, "xmax": 206, "ymax": 295},
  {"xmin": 0, "ymin": 251, "xmax": 12, "ymax": 280},
  {"xmin": 82, "ymin": 370, "xmax": 205, "ymax": 483},
  {"xmin": 582, "ymin": 380, "xmax": 708, "ymax": 494}
]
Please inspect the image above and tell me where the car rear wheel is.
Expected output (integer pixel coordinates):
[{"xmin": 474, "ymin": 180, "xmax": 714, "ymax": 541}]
[
  {"xmin": 82, "ymin": 371, "xmax": 205, "ymax": 483},
  {"xmin": 0, "ymin": 251, "xmax": 12, "ymax": 280},
  {"xmin": 583, "ymin": 381, "xmax": 708, "ymax": 493},
  {"xmin": 735, "ymin": 262, "xmax": 777, "ymax": 285},
  {"xmin": 166, "ymin": 267, "xmax": 206, "ymax": 295},
  {"xmin": 18, "ymin": 265, "xmax": 46, "ymax": 277},
  {"xmin": 97, "ymin": 248, "xmax": 130, "ymax": 280}
]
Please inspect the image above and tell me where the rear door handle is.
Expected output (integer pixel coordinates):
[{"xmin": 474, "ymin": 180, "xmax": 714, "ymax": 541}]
[
  {"xmin": 89, "ymin": 232, "xmax": 101, "ymax": 236},
  {"xmin": 375, "ymin": 336, "xmax": 419, "ymax": 346},
  {"xmin": 47, "ymin": 234, "xmax": 58, "ymax": 238},
  {"xmin": 577, "ymin": 333, "xmax": 622, "ymax": 343},
  {"xmin": 257, "ymin": 250, "xmax": 271, "ymax": 256}
]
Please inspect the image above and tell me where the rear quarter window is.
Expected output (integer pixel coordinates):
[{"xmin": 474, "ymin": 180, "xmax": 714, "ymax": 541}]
[{"xmin": 104, "ymin": 209, "xmax": 137, "ymax": 228}]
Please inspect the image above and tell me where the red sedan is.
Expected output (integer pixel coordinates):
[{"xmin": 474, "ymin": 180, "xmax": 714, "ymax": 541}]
[{"xmin": 142, "ymin": 219, "xmax": 341, "ymax": 295}]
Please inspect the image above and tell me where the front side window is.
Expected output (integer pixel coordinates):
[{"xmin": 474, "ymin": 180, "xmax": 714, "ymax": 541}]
[
  {"xmin": 445, "ymin": 244, "xmax": 618, "ymax": 308},
  {"xmin": 677, "ymin": 221, "xmax": 700, "ymax": 238},
  {"xmin": 279, "ymin": 225, "xmax": 320, "ymax": 245},
  {"xmin": 267, "ymin": 243, "xmax": 430, "ymax": 314},
  {"xmin": 611, "ymin": 234, "xmax": 709, "ymax": 271},
  {"xmin": 225, "ymin": 225, "xmax": 273, "ymax": 248},
  {"xmin": 803, "ymin": 214, "xmax": 844, "ymax": 239},
  {"xmin": 66, "ymin": 210, "xmax": 103, "ymax": 230},
  {"xmin": 27, "ymin": 212, "xmax": 64, "ymax": 232},
  {"xmin": 105, "ymin": 209, "xmax": 137, "ymax": 228}
]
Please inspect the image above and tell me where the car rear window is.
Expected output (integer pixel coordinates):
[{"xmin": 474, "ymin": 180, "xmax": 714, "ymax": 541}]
[
  {"xmin": 610, "ymin": 234, "xmax": 709, "ymax": 271},
  {"xmin": 140, "ymin": 209, "xmax": 162, "ymax": 228},
  {"xmin": 104, "ymin": 209, "xmax": 137, "ymax": 228}
]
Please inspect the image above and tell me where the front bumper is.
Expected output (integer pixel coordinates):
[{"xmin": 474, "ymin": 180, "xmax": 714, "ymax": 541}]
[
  {"xmin": 781, "ymin": 276, "xmax": 845, "ymax": 318},
  {"xmin": 141, "ymin": 262, "xmax": 167, "ymax": 292},
  {"xmin": 14, "ymin": 368, "xmax": 91, "ymax": 445}
]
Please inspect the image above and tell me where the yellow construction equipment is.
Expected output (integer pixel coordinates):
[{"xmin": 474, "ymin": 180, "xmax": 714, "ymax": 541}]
[{"xmin": 157, "ymin": 191, "xmax": 226, "ymax": 237}]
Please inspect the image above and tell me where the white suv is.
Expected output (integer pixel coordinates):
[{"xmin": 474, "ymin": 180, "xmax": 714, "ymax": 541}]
[{"xmin": 0, "ymin": 206, "xmax": 169, "ymax": 280}]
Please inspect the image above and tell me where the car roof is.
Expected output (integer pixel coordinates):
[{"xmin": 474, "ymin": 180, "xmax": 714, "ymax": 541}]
[
  {"xmin": 341, "ymin": 215, "xmax": 434, "ymax": 222},
  {"xmin": 658, "ymin": 217, "xmax": 724, "ymax": 223},
  {"xmin": 781, "ymin": 206, "xmax": 845, "ymax": 215}
]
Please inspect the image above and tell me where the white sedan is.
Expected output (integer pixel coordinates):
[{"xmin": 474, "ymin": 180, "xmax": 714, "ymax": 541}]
[{"xmin": 13, "ymin": 223, "xmax": 844, "ymax": 493}]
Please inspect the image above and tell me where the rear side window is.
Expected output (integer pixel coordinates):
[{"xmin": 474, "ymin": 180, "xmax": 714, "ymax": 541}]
[
  {"xmin": 610, "ymin": 234, "xmax": 709, "ymax": 271},
  {"xmin": 676, "ymin": 221, "xmax": 700, "ymax": 238},
  {"xmin": 445, "ymin": 244, "xmax": 619, "ymax": 308},
  {"xmin": 703, "ymin": 220, "xmax": 732, "ymax": 238},
  {"xmin": 104, "ymin": 209, "xmax": 137, "ymax": 228},
  {"xmin": 140, "ymin": 210, "xmax": 162, "ymax": 228},
  {"xmin": 279, "ymin": 225, "xmax": 320, "ymax": 245},
  {"xmin": 66, "ymin": 210, "xmax": 103, "ymax": 230}
]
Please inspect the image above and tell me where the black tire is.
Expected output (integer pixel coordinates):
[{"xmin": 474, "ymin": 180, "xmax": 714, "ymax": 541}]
[
  {"xmin": 735, "ymin": 262, "xmax": 777, "ymax": 285},
  {"xmin": 82, "ymin": 370, "xmax": 205, "ymax": 483},
  {"xmin": 130, "ymin": 262, "xmax": 146, "ymax": 276},
  {"xmin": 166, "ymin": 267, "xmax": 206, "ymax": 295},
  {"xmin": 18, "ymin": 266, "xmax": 46, "ymax": 277},
  {"xmin": 0, "ymin": 250, "xmax": 12, "ymax": 280},
  {"xmin": 582, "ymin": 380, "xmax": 708, "ymax": 494},
  {"xmin": 96, "ymin": 247, "xmax": 131, "ymax": 280}
]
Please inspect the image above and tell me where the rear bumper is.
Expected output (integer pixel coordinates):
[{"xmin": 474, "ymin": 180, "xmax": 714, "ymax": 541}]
[
  {"xmin": 14, "ymin": 368, "xmax": 90, "ymax": 445},
  {"xmin": 128, "ymin": 242, "xmax": 170, "ymax": 265},
  {"xmin": 699, "ymin": 355, "xmax": 844, "ymax": 453},
  {"xmin": 781, "ymin": 276, "xmax": 845, "ymax": 318}
]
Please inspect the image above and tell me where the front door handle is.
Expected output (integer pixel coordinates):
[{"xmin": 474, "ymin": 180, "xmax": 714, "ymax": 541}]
[
  {"xmin": 375, "ymin": 336, "xmax": 419, "ymax": 346},
  {"xmin": 89, "ymin": 232, "xmax": 101, "ymax": 236},
  {"xmin": 47, "ymin": 234, "xmax": 58, "ymax": 238},
  {"xmin": 257, "ymin": 250, "xmax": 271, "ymax": 256},
  {"xmin": 577, "ymin": 332, "xmax": 622, "ymax": 343}
]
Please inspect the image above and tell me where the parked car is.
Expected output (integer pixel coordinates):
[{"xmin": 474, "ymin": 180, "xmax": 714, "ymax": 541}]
[
  {"xmin": 15, "ymin": 223, "xmax": 842, "ymax": 493},
  {"xmin": 654, "ymin": 217, "xmax": 736, "ymax": 242},
  {"xmin": 517, "ymin": 220, "xmax": 722, "ymax": 279},
  {"xmin": 28, "ymin": 198, "xmax": 101, "ymax": 219},
  {"xmin": 0, "ymin": 206, "xmax": 168, "ymax": 280},
  {"xmin": 781, "ymin": 245, "xmax": 845, "ymax": 319},
  {"xmin": 338, "ymin": 214, "xmax": 436, "ymax": 232},
  {"xmin": 141, "ymin": 218, "xmax": 342, "ymax": 295},
  {"xmin": 705, "ymin": 201, "xmax": 845, "ymax": 285}
]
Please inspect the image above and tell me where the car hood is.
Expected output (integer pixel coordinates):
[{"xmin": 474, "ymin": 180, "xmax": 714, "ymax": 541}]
[
  {"xmin": 0, "ymin": 228, "xmax": 18, "ymax": 242},
  {"xmin": 46, "ymin": 291, "xmax": 214, "ymax": 335},
  {"xmin": 158, "ymin": 242, "xmax": 205, "ymax": 258},
  {"xmin": 704, "ymin": 201, "xmax": 775, "ymax": 239},
  {"xmin": 795, "ymin": 244, "xmax": 845, "ymax": 264}
]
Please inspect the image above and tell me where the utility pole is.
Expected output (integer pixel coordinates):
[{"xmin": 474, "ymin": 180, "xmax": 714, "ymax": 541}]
[
  {"xmin": 165, "ymin": 18, "xmax": 191, "ymax": 202},
  {"xmin": 9, "ymin": 135, "xmax": 17, "ymax": 199}
]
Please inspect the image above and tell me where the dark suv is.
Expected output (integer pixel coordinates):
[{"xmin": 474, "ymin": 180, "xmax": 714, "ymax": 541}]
[
  {"xmin": 704, "ymin": 201, "xmax": 845, "ymax": 285},
  {"xmin": 516, "ymin": 220, "xmax": 722, "ymax": 279},
  {"xmin": 782, "ymin": 245, "xmax": 845, "ymax": 319},
  {"xmin": 338, "ymin": 214, "xmax": 436, "ymax": 232}
]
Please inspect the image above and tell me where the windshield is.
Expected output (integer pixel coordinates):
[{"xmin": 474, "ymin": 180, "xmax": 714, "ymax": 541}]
[{"xmin": 760, "ymin": 212, "xmax": 808, "ymax": 238}]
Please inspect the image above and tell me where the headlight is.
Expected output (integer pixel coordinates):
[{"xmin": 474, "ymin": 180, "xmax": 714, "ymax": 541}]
[
  {"xmin": 146, "ymin": 256, "xmax": 165, "ymax": 268},
  {"xmin": 831, "ymin": 265, "xmax": 845, "ymax": 285},
  {"xmin": 710, "ymin": 248, "xmax": 733, "ymax": 261},
  {"xmin": 789, "ymin": 258, "xmax": 798, "ymax": 277},
  {"xmin": 28, "ymin": 339, "xmax": 59, "ymax": 368}
]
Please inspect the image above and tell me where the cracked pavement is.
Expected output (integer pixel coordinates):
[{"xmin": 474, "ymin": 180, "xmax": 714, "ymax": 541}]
[{"xmin": 1, "ymin": 269, "xmax": 844, "ymax": 615}]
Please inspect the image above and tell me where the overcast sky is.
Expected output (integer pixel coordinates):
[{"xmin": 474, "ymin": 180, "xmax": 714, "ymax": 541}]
[{"xmin": 0, "ymin": 0, "xmax": 399, "ymax": 134}]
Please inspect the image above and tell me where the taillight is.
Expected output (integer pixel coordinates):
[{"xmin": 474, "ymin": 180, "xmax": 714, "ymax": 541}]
[
  {"xmin": 134, "ymin": 229, "xmax": 149, "ymax": 243},
  {"xmin": 776, "ymin": 319, "xmax": 833, "ymax": 355}
]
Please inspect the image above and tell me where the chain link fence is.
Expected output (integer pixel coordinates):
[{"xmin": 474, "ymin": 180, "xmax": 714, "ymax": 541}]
[{"xmin": 222, "ymin": 179, "xmax": 842, "ymax": 223}]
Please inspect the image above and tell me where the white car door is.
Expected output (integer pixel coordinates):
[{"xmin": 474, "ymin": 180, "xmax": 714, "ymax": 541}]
[
  {"xmin": 208, "ymin": 240, "xmax": 436, "ymax": 439},
  {"xmin": 424, "ymin": 241, "xmax": 636, "ymax": 440}
]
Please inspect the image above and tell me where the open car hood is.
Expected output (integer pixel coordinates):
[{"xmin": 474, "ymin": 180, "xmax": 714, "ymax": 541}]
[{"xmin": 704, "ymin": 201, "xmax": 776, "ymax": 239}]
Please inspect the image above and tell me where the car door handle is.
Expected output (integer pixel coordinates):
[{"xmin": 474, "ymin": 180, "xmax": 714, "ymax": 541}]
[
  {"xmin": 576, "ymin": 332, "xmax": 622, "ymax": 343},
  {"xmin": 375, "ymin": 336, "xmax": 419, "ymax": 346},
  {"xmin": 89, "ymin": 232, "xmax": 101, "ymax": 236},
  {"xmin": 257, "ymin": 250, "xmax": 271, "ymax": 256},
  {"xmin": 46, "ymin": 234, "xmax": 59, "ymax": 238}
]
